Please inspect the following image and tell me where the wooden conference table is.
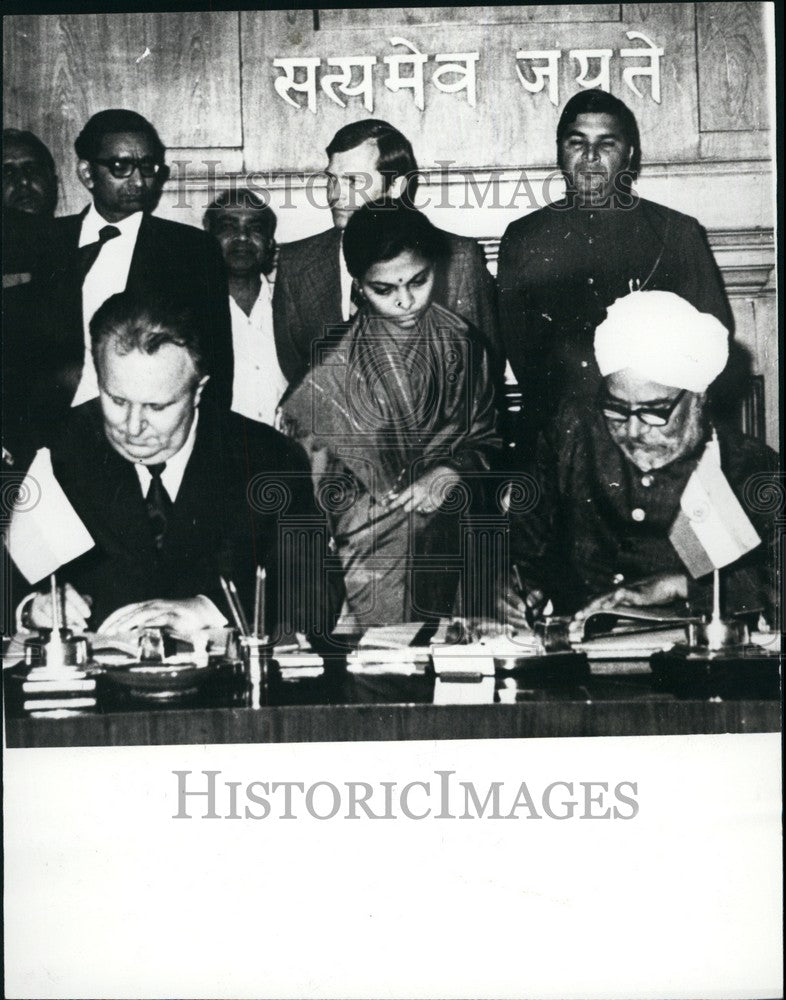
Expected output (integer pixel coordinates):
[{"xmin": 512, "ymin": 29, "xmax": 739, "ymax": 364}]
[{"xmin": 4, "ymin": 625, "xmax": 781, "ymax": 747}]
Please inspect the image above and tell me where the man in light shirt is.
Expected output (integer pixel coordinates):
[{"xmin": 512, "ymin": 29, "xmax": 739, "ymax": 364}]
[
  {"xmin": 37, "ymin": 108, "xmax": 233, "ymax": 415},
  {"xmin": 21, "ymin": 290, "xmax": 321, "ymax": 636},
  {"xmin": 203, "ymin": 189, "xmax": 287, "ymax": 426}
]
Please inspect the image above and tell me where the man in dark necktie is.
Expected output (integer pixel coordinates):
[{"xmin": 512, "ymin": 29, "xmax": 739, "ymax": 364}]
[
  {"xmin": 77, "ymin": 222, "xmax": 121, "ymax": 280},
  {"xmin": 28, "ymin": 109, "xmax": 233, "ymax": 435},
  {"xmin": 20, "ymin": 290, "xmax": 324, "ymax": 637}
]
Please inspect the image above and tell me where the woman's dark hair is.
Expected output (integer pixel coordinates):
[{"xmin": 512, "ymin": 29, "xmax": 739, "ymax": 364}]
[
  {"xmin": 342, "ymin": 200, "xmax": 449, "ymax": 279},
  {"xmin": 556, "ymin": 90, "xmax": 641, "ymax": 178}
]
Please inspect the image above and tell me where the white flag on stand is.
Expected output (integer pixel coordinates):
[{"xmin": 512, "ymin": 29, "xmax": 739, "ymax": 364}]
[
  {"xmin": 6, "ymin": 448, "xmax": 95, "ymax": 584},
  {"xmin": 669, "ymin": 433, "xmax": 761, "ymax": 579}
]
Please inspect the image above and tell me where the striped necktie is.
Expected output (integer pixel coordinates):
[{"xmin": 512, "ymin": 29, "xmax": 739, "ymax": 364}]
[{"xmin": 144, "ymin": 463, "xmax": 173, "ymax": 551}]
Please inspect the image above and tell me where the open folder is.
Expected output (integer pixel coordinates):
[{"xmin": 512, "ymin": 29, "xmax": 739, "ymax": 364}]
[{"xmin": 569, "ymin": 606, "xmax": 697, "ymax": 643}]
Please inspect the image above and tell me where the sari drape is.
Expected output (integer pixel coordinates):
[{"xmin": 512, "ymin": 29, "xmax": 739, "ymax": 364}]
[{"xmin": 282, "ymin": 302, "xmax": 501, "ymax": 625}]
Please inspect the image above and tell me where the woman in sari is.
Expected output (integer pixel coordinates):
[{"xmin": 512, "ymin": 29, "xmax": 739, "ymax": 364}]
[{"xmin": 282, "ymin": 201, "xmax": 501, "ymax": 627}]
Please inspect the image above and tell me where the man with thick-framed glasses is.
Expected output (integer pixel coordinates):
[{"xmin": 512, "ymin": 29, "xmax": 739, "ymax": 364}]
[
  {"xmin": 25, "ymin": 108, "xmax": 233, "ymax": 445},
  {"xmin": 500, "ymin": 290, "xmax": 779, "ymax": 626}
]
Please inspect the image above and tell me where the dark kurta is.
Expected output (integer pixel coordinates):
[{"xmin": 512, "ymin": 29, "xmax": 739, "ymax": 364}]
[
  {"xmin": 282, "ymin": 302, "xmax": 502, "ymax": 624},
  {"xmin": 497, "ymin": 196, "xmax": 732, "ymax": 448},
  {"xmin": 510, "ymin": 401, "xmax": 780, "ymax": 618}
]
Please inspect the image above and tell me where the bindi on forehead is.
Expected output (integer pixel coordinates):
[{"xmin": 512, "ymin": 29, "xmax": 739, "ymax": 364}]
[{"xmin": 366, "ymin": 253, "xmax": 430, "ymax": 282}]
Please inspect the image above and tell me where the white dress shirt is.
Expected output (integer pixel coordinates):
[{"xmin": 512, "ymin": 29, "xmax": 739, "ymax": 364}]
[
  {"xmin": 72, "ymin": 205, "xmax": 144, "ymax": 407},
  {"xmin": 338, "ymin": 233, "xmax": 354, "ymax": 322},
  {"xmin": 229, "ymin": 275, "xmax": 288, "ymax": 425},
  {"xmin": 132, "ymin": 409, "xmax": 198, "ymax": 501}
]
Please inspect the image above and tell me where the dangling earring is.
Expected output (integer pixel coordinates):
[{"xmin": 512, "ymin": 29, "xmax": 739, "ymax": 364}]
[{"xmin": 350, "ymin": 279, "xmax": 364, "ymax": 312}]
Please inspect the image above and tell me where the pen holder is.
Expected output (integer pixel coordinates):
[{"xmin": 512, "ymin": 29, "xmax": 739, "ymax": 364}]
[{"xmin": 239, "ymin": 636, "xmax": 269, "ymax": 708}]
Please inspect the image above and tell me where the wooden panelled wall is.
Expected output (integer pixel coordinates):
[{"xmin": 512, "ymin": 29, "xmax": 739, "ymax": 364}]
[{"xmin": 3, "ymin": 4, "xmax": 778, "ymax": 444}]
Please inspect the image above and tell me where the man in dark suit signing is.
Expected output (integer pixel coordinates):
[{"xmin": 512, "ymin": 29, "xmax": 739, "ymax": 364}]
[
  {"xmin": 273, "ymin": 119, "xmax": 500, "ymax": 385},
  {"xmin": 32, "ymin": 109, "xmax": 233, "ymax": 428},
  {"xmin": 21, "ymin": 291, "xmax": 322, "ymax": 638}
]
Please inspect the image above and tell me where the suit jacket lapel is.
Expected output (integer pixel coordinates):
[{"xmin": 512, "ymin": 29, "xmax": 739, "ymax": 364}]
[
  {"xmin": 165, "ymin": 412, "xmax": 219, "ymax": 540},
  {"xmin": 90, "ymin": 425, "xmax": 157, "ymax": 556},
  {"xmin": 107, "ymin": 459, "xmax": 157, "ymax": 556},
  {"xmin": 43, "ymin": 209, "xmax": 90, "ymax": 383},
  {"xmin": 47, "ymin": 209, "xmax": 87, "ymax": 289},
  {"xmin": 302, "ymin": 228, "xmax": 343, "ymax": 326},
  {"xmin": 164, "ymin": 410, "xmax": 241, "ymax": 576},
  {"xmin": 63, "ymin": 209, "xmax": 88, "ymax": 253},
  {"xmin": 59, "ymin": 403, "xmax": 153, "ymax": 556},
  {"xmin": 126, "ymin": 212, "xmax": 155, "ymax": 292},
  {"xmin": 432, "ymin": 226, "xmax": 453, "ymax": 306}
]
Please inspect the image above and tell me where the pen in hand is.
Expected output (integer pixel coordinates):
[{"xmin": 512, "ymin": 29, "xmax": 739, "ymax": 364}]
[{"xmin": 512, "ymin": 564, "xmax": 551, "ymax": 629}]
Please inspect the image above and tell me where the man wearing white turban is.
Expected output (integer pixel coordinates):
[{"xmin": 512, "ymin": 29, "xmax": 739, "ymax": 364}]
[{"xmin": 500, "ymin": 291, "xmax": 778, "ymax": 623}]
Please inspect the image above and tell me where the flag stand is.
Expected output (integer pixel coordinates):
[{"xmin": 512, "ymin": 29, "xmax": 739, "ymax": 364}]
[
  {"xmin": 704, "ymin": 568, "xmax": 728, "ymax": 651},
  {"xmin": 44, "ymin": 573, "xmax": 68, "ymax": 670},
  {"xmin": 23, "ymin": 574, "xmax": 89, "ymax": 676},
  {"xmin": 651, "ymin": 558, "xmax": 779, "ymax": 699},
  {"xmin": 9, "ymin": 575, "xmax": 98, "ymax": 716}
]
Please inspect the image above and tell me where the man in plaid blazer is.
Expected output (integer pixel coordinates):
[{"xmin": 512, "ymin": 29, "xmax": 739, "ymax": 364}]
[{"xmin": 273, "ymin": 119, "xmax": 501, "ymax": 387}]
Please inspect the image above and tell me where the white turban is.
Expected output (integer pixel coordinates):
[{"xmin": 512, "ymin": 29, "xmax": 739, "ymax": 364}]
[{"xmin": 594, "ymin": 290, "xmax": 729, "ymax": 393}]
